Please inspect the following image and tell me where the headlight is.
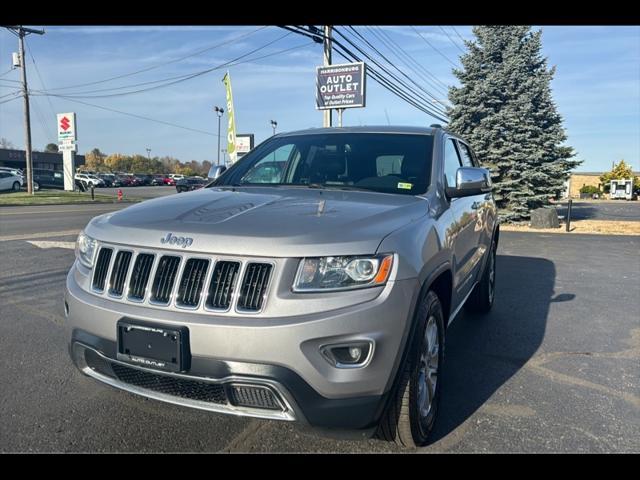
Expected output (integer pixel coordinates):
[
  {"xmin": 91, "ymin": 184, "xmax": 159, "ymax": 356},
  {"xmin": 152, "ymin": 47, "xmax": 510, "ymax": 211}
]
[
  {"xmin": 75, "ymin": 231, "xmax": 97, "ymax": 268},
  {"xmin": 293, "ymin": 254, "xmax": 393, "ymax": 292}
]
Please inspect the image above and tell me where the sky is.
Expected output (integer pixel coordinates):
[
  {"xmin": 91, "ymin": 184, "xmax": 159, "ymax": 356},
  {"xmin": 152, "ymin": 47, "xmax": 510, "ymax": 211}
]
[{"xmin": 0, "ymin": 25, "xmax": 638, "ymax": 172}]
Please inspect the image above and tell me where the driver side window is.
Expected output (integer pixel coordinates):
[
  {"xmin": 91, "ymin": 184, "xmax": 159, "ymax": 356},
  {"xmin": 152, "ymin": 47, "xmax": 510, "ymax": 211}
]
[
  {"xmin": 240, "ymin": 144, "xmax": 296, "ymax": 184},
  {"xmin": 444, "ymin": 139, "xmax": 462, "ymax": 188}
]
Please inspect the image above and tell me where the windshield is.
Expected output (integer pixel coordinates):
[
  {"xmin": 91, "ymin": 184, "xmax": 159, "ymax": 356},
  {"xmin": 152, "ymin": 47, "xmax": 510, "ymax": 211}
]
[{"xmin": 213, "ymin": 132, "xmax": 434, "ymax": 195}]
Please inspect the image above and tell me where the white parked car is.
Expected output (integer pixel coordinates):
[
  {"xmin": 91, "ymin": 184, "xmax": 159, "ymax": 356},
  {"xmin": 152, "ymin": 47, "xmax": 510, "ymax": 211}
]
[
  {"xmin": 0, "ymin": 171, "xmax": 24, "ymax": 192},
  {"xmin": 75, "ymin": 173, "xmax": 104, "ymax": 187}
]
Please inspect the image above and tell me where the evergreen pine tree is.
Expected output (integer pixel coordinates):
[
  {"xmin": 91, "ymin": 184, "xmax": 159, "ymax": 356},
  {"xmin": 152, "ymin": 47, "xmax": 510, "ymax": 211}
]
[{"xmin": 447, "ymin": 26, "xmax": 580, "ymax": 222}]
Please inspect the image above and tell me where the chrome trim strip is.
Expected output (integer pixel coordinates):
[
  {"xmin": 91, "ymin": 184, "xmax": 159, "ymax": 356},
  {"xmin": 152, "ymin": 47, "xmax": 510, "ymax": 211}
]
[
  {"xmin": 75, "ymin": 343, "xmax": 296, "ymax": 422},
  {"xmin": 448, "ymin": 281, "xmax": 478, "ymax": 327}
]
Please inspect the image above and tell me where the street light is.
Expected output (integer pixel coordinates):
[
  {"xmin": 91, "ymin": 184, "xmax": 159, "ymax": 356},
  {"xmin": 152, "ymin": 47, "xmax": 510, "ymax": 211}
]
[
  {"xmin": 270, "ymin": 119, "xmax": 277, "ymax": 136},
  {"xmin": 146, "ymin": 148, "xmax": 151, "ymax": 161},
  {"xmin": 221, "ymin": 148, "xmax": 227, "ymax": 166},
  {"xmin": 214, "ymin": 106, "xmax": 225, "ymax": 166}
]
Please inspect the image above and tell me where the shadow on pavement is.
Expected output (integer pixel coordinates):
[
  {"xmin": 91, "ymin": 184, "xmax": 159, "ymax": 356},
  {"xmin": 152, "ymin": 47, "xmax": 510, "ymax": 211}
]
[{"xmin": 429, "ymin": 254, "xmax": 575, "ymax": 443}]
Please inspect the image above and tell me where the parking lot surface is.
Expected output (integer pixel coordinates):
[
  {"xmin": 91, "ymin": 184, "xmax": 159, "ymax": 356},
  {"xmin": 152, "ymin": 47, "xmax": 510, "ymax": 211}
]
[
  {"xmin": 99, "ymin": 186, "xmax": 176, "ymax": 200},
  {"xmin": 556, "ymin": 200, "xmax": 640, "ymax": 222},
  {"xmin": 0, "ymin": 203, "xmax": 638, "ymax": 452}
]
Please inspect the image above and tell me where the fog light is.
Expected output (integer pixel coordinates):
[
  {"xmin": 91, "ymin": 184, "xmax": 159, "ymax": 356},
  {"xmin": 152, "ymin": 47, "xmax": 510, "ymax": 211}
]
[{"xmin": 321, "ymin": 341, "xmax": 373, "ymax": 368}]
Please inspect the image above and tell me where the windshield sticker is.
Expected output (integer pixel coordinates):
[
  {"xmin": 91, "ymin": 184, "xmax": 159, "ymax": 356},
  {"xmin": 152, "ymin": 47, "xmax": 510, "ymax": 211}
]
[{"xmin": 397, "ymin": 182, "xmax": 413, "ymax": 190}]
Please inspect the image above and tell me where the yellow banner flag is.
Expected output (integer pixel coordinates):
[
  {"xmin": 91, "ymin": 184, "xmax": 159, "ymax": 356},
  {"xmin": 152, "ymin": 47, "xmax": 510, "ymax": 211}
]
[{"xmin": 222, "ymin": 71, "xmax": 237, "ymax": 164}]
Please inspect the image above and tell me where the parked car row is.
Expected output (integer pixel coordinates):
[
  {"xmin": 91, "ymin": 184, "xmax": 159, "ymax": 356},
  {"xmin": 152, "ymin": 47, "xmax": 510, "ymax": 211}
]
[{"xmin": 0, "ymin": 166, "xmax": 207, "ymax": 192}]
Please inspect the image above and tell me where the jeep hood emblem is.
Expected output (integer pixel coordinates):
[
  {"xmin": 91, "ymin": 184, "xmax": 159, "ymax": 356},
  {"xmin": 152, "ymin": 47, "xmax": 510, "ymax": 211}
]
[{"xmin": 160, "ymin": 233, "xmax": 193, "ymax": 248}]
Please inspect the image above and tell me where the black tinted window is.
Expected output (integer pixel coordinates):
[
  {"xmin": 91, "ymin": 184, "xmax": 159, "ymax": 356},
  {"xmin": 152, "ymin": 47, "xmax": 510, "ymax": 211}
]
[{"xmin": 217, "ymin": 133, "xmax": 434, "ymax": 195}]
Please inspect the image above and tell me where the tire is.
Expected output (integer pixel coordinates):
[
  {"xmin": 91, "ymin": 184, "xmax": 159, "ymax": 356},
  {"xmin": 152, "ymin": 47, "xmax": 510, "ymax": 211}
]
[
  {"xmin": 33, "ymin": 181, "xmax": 40, "ymax": 191},
  {"xmin": 12, "ymin": 181, "xmax": 21, "ymax": 192},
  {"xmin": 377, "ymin": 290, "xmax": 445, "ymax": 448},
  {"xmin": 465, "ymin": 239, "xmax": 497, "ymax": 314}
]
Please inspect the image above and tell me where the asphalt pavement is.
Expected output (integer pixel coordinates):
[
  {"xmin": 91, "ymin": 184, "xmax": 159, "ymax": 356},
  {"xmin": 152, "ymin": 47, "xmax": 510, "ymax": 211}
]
[
  {"xmin": 556, "ymin": 200, "xmax": 640, "ymax": 222},
  {"xmin": 0, "ymin": 203, "xmax": 638, "ymax": 452}
]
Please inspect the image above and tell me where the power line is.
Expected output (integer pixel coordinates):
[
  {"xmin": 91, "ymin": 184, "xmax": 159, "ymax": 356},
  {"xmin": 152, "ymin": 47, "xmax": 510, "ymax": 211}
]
[
  {"xmin": 329, "ymin": 37, "xmax": 448, "ymax": 122},
  {"xmin": 438, "ymin": 25, "xmax": 466, "ymax": 54},
  {"xmin": 25, "ymin": 39, "xmax": 58, "ymax": 140},
  {"xmin": 367, "ymin": 26, "xmax": 451, "ymax": 96},
  {"xmin": 43, "ymin": 26, "xmax": 268, "ymax": 92},
  {"xmin": 39, "ymin": 95, "xmax": 221, "ymax": 138},
  {"xmin": 410, "ymin": 26, "xmax": 459, "ymax": 68},
  {"xmin": 283, "ymin": 25, "xmax": 448, "ymax": 122},
  {"xmin": 0, "ymin": 94, "xmax": 22, "ymax": 105},
  {"xmin": 336, "ymin": 27, "xmax": 448, "ymax": 116},
  {"xmin": 33, "ymin": 33, "xmax": 303, "ymax": 99},
  {"xmin": 0, "ymin": 68, "xmax": 16, "ymax": 78},
  {"xmin": 451, "ymin": 26, "xmax": 468, "ymax": 46}
]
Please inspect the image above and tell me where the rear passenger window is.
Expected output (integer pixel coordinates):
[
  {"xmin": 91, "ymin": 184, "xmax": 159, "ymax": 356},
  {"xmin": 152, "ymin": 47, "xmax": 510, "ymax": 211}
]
[
  {"xmin": 444, "ymin": 139, "xmax": 462, "ymax": 188},
  {"xmin": 457, "ymin": 142, "xmax": 475, "ymax": 167}
]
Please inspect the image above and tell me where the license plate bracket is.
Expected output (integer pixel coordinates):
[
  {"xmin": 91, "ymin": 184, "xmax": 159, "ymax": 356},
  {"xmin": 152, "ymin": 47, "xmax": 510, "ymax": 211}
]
[{"xmin": 117, "ymin": 319, "xmax": 190, "ymax": 373}]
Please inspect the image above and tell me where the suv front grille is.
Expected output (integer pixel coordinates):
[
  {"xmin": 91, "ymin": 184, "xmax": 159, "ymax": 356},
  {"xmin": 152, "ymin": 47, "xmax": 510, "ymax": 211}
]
[
  {"xmin": 151, "ymin": 256, "xmax": 181, "ymax": 304},
  {"xmin": 176, "ymin": 258, "xmax": 209, "ymax": 308},
  {"xmin": 89, "ymin": 246, "xmax": 274, "ymax": 313},
  {"xmin": 238, "ymin": 263, "xmax": 272, "ymax": 312},
  {"xmin": 206, "ymin": 261, "xmax": 240, "ymax": 310},
  {"xmin": 92, "ymin": 247, "xmax": 113, "ymax": 292}
]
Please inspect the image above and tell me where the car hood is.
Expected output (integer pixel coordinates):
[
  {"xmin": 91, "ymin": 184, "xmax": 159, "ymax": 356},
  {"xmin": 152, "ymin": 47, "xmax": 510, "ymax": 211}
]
[{"xmin": 86, "ymin": 186, "xmax": 429, "ymax": 257}]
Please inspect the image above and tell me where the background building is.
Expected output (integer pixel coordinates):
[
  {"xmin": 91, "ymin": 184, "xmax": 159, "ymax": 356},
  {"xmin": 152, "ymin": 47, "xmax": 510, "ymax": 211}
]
[{"xmin": 0, "ymin": 148, "xmax": 85, "ymax": 172}]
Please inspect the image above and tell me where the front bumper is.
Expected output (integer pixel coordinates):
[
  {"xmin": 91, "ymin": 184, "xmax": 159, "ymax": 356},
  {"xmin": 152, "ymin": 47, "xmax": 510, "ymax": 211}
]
[{"xmin": 65, "ymin": 266, "xmax": 419, "ymax": 430}]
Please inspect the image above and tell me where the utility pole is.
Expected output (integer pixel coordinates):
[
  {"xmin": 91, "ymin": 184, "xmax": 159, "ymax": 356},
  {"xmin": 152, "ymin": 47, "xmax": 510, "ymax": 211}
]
[
  {"xmin": 323, "ymin": 25, "xmax": 332, "ymax": 128},
  {"xmin": 214, "ymin": 106, "xmax": 224, "ymax": 166},
  {"xmin": 6, "ymin": 26, "xmax": 45, "ymax": 195}
]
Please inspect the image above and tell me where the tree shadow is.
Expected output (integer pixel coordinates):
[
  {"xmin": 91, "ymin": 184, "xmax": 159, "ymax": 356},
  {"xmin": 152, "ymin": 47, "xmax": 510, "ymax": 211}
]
[{"xmin": 429, "ymin": 254, "xmax": 574, "ymax": 442}]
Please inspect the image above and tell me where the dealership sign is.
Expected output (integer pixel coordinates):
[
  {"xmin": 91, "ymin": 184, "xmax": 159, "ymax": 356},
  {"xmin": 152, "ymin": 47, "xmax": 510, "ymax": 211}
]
[
  {"xmin": 235, "ymin": 134, "xmax": 254, "ymax": 157},
  {"xmin": 57, "ymin": 112, "xmax": 77, "ymax": 143},
  {"xmin": 316, "ymin": 62, "xmax": 366, "ymax": 110}
]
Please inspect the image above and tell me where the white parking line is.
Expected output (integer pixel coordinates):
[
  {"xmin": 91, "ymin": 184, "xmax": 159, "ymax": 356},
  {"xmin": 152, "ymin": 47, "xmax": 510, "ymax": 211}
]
[
  {"xmin": 0, "ymin": 229, "xmax": 80, "ymax": 242},
  {"xmin": 27, "ymin": 240, "xmax": 76, "ymax": 250}
]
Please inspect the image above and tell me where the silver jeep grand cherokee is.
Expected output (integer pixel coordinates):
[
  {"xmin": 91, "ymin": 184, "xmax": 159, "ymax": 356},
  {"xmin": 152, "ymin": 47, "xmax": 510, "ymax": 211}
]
[{"xmin": 65, "ymin": 126, "xmax": 498, "ymax": 448}]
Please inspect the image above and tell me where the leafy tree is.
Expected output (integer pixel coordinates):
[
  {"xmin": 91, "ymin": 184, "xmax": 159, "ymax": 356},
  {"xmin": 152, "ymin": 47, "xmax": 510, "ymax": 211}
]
[
  {"xmin": 45, "ymin": 143, "xmax": 59, "ymax": 153},
  {"xmin": 447, "ymin": 26, "xmax": 581, "ymax": 222},
  {"xmin": 600, "ymin": 160, "xmax": 639, "ymax": 193},
  {"xmin": 85, "ymin": 148, "xmax": 108, "ymax": 171}
]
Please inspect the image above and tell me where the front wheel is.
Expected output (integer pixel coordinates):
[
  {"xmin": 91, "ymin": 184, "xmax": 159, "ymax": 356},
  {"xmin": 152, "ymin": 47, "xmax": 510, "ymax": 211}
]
[
  {"xmin": 377, "ymin": 290, "xmax": 445, "ymax": 448},
  {"xmin": 12, "ymin": 181, "xmax": 21, "ymax": 192},
  {"xmin": 32, "ymin": 181, "xmax": 40, "ymax": 191}
]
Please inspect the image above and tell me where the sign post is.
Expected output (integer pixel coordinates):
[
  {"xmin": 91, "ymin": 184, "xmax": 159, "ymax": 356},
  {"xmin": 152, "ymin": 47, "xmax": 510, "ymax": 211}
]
[
  {"xmin": 316, "ymin": 62, "xmax": 366, "ymax": 127},
  {"xmin": 57, "ymin": 112, "xmax": 77, "ymax": 191}
]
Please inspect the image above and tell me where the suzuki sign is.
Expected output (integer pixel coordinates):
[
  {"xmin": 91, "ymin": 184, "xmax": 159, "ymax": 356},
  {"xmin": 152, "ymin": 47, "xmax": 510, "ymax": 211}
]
[{"xmin": 57, "ymin": 112, "xmax": 77, "ymax": 143}]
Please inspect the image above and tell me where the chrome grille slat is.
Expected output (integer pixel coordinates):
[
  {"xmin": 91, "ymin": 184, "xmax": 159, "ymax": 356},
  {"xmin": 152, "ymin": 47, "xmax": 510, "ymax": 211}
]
[
  {"xmin": 238, "ymin": 263, "xmax": 272, "ymax": 312},
  {"xmin": 108, "ymin": 251, "xmax": 132, "ymax": 297},
  {"xmin": 92, "ymin": 247, "xmax": 113, "ymax": 292},
  {"xmin": 177, "ymin": 258, "xmax": 209, "ymax": 308},
  {"xmin": 206, "ymin": 261, "xmax": 240, "ymax": 310},
  {"xmin": 151, "ymin": 256, "xmax": 181, "ymax": 304},
  {"xmin": 128, "ymin": 253, "xmax": 154, "ymax": 301}
]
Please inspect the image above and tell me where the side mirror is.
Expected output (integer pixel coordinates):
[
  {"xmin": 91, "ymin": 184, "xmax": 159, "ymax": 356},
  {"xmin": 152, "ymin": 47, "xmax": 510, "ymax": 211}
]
[
  {"xmin": 446, "ymin": 167, "xmax": 492, "ymax": 198},
  {"xmin": 208, "ymin": 165, "xmax": 227, "ymax": 180}
]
